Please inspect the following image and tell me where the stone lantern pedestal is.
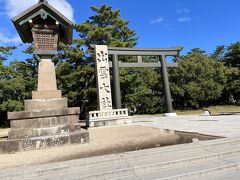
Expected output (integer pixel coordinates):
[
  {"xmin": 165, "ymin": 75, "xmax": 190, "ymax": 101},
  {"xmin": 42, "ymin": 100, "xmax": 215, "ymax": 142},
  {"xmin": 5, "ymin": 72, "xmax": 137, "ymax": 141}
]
[
  {"xmin": 25, "ymin": 58, "xmax": 66, "ymax": 111},
  {"xmin": 1, "ymin": 57, "xmax": 89, "ymax": 153},
  {"xmin": 8, "ymin": 57, "xmax": 79, "ymax": 128}
]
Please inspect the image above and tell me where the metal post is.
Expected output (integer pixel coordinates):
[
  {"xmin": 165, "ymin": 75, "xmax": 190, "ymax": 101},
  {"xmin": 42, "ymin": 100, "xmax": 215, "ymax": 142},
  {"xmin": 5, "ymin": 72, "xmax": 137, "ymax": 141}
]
[
  {"xmin": 160, "ymin": 55, "xmax": 173, "ymax": 113},
  {"xmin": 112, "ymin": 54, "xmax": 122, "ymax": 109}
]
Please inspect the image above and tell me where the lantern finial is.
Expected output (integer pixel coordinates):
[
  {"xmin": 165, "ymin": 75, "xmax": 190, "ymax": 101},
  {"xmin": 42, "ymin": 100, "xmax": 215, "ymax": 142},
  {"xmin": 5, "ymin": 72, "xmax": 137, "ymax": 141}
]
[{"xmin": 39, "ymin": 0, "xmax": 47, "ymax": 3}]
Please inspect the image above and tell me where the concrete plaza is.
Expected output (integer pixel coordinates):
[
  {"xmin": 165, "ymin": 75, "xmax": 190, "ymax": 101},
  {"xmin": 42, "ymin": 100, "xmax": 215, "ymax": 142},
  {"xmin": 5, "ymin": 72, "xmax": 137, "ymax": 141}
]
[{"xmin": 133, "ymin": 114, "xmax": 240, "ymax": 137}]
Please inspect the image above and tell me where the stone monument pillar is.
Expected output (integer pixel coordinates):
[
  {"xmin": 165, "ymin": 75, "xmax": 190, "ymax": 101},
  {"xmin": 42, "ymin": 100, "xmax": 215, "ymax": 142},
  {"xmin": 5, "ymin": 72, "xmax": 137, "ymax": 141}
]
[
  {"xmin": 88, "ymin": 45, "xmax": 131, "ymax": 127},
  {"xmin": 95, "ymin": 45, "xmax": 113, "ymax": 111}
]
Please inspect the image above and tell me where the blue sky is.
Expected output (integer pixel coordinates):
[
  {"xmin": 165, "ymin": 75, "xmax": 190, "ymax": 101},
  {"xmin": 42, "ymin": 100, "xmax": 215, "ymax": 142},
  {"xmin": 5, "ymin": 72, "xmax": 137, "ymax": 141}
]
[{"xmin": 0, "ymin": 0, "xmax": 240, "ymax": 62}]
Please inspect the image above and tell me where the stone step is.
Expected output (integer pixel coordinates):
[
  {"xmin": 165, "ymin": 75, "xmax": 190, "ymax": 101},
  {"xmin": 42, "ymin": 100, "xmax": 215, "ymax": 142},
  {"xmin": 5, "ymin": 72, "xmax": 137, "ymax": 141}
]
[
  {"xmin": 124, "ymin": 143, "xmax": 240, "ymax": 165},
  {"xmin": 8, "ymin": 123, "xmax": 82, "ymax": 139},
  {"xmin": 69, "ymin": 138, "xmax": 240, "ymax": 168},
  {"xmin": 117, "ymin": 157, "xmax": 240, "ymax": 179},
  {"xmin": 202, "ymin": 169, "xmax": 240, "ymax": 180},
  {"xmin": 21, "ymin": 168, "xmax": 136, "ymax": 180},
  {"xmin": 40, "ymin": 152, "xmax": 239, "ymax": 180},
  {"xmin": 1, "ymin": 139, "xmax": 240, "ymax": 179},
  {"xmin": 139, "ymin": 160, "xmax": 238, "ymax": 180},
  {"xmin": 35, "ymin": 160, "xmax": 239, "ymax": 180},
  {"xmin": 133, "ymin": 149, "xmax": 240, "ymax": 174},
  {"xmin": 62, "ymin": 137, "xmax": 240, "ymax": 168},
  {"xmin": 123, "ymin": 136, "xmax": 240, "ymax": 157},
  {"xmin": 63, "ymin": 168, "xmax": 135, "ymax": 180},
  {"xmin": 0, "ymin": 140, "xmax": 218, "ymax": 176}
]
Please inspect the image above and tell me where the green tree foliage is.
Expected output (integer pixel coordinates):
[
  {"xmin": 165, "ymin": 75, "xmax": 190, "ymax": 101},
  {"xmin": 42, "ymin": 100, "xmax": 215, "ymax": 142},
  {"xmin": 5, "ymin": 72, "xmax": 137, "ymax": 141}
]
[
  {"xmin": 120, "ymin": 66, "xmax": 163, "ymax": 114},
  {"xmin": 119, "ymin": 55, "xmax": 164, "ymax": 114},
  {"xmin": 170, "ymin": 48, "xmax": 227, "ymax": 109},
  {"xmin": 224, "ymin": 42, "xmax": 240, "ymax": 67},
  {"xmin": 0, "ymin": 46, "xmax": 15, "ymax": 63},
  {"xmin": 0, "ymin": 46, "xmax": 19, "ymax": 126},
  {"xmin": 211, "ymin": 42, "xmax": 240, "ymax": 103},
  {"xmin": 212, "ymin": 45, "xmax": 225, "ymax": 62},
  {"xmin": 0, "ymin": 46, "xmax": 16, "ymax": 113},
  {"xmin": 75, "ymin": 5, "xmax": 138, "ymax": 48},
  {"xmin": 223, "ymin": 42, "xmax": 240, "ymax": 102},
  {"xmin": 0, "ymin": 45, "xmax": 37, "ymax": 127},
  {"xmin": 222, "ymin": 67, "xmax": 240, "ymax": 102},
  {"xmin": 212, "ymin": 42, "xmax": 240, "ymax": 68}
]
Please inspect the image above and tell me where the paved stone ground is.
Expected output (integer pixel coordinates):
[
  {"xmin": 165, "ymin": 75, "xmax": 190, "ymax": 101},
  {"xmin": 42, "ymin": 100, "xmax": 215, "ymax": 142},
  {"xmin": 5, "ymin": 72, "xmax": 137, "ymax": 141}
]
[
  {"xmin": 133, "ymin": 114, "xmax": 240, "ymax": 137},
  {"xmin": 0, "ymin": 114, "xmax": 240, "ymax": 179}
]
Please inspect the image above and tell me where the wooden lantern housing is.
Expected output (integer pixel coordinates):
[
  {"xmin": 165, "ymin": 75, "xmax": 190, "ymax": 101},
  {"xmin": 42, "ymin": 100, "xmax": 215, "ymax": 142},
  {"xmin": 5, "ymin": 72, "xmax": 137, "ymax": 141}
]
[
  {"xmin": 31, "ymin": 24, "xmax": 59, "ymax": 54},
  {"xmin": 12, "ymin": 0, "xmax": 73, "ymax": 56}
]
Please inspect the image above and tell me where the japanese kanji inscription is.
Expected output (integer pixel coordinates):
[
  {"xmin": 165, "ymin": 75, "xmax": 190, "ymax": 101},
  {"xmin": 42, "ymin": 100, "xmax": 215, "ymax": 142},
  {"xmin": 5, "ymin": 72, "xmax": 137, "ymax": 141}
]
[{"xmin": 95, "ymin": 45, "xmax": 113, "ymax": 110}]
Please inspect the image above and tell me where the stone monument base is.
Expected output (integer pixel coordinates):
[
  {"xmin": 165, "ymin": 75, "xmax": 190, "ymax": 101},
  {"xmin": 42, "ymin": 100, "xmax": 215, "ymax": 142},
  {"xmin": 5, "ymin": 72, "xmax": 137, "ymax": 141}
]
[
  {"xmin": 32, "ymin": 90, "xmax": 62, "ymax": 99},
  {"xmin": 0, "ymin": 123, "xmax": 89, "ymax": 153},
  {"xmin": 88, "ymin": 109, "xmax": 133, "ymax": 127},
  {"xmin": 0, "ymin": 107, "xmax": 89, "ymax": 153},
  {"xmin": 8, "ymin": 107, "xmax": 80, "ymax": 129},
  {"xmin": 24, "ymin": 98, "xmax": 68, "ymax": 111}
]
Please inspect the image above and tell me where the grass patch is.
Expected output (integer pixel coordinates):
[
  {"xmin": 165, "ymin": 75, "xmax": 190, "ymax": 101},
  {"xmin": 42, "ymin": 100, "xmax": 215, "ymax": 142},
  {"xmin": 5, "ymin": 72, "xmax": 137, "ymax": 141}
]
[
  {"xmin": 135, "ymin": 105, "xmax": 240, "ymax": 116},
  {"xmin": 177, "ymin": 105, "xmax": 240, "ymax": 115},
  {"xmin": 177, "ymin": 109, "xmax": 203, "ymax": 115}
]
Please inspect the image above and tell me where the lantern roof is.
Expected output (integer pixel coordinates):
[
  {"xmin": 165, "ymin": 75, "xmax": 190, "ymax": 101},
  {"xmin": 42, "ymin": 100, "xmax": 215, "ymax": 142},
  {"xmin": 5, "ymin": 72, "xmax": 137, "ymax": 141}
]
[{"xmin": 12, "ymin": 0, "xmax": 73, "ymax": 44}]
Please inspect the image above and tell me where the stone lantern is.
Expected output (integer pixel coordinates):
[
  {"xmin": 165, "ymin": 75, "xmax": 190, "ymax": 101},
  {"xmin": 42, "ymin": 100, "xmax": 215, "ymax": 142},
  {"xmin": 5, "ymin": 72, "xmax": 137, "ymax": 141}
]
[
  {"xmin": 12, "ymin": 0, "xmax": 73, "ymax": 55},
  {"xmin": 12, "ymin": 0, "xmax": 73, "ymax": 99},
  {"xmin": 0, "ymin": 0, "xmax": 89, "ymax": 153}
]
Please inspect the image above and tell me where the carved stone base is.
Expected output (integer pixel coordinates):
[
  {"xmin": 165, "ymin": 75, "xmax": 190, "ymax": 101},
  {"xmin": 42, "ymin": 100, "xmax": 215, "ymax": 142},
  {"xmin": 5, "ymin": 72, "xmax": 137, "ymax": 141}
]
[
  {"xmin": 24, "ymin": 98, "xmax": 67, "ymax": 111},
  {"xmin": 32, "ymin": 90, "xmax": 62, "ymax": 99},
  {"xmin": 8, "ymin": 107, "xmax": 80, "ymax": 129},
  {"xmin": 0, "ymin": 123, "xmax": 89, "ymax": 153},
  {"xmin": 8, "ymin": 123, "xmax": 82, "ymax": 139}
]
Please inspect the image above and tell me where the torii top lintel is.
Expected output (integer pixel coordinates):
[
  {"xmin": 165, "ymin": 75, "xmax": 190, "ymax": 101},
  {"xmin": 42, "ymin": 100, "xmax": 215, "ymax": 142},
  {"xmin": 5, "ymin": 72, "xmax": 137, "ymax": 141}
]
[
  {"xmin": 90, "ymin": 44, "xmax": 182, "ymax": 56},
  {"xmin": 90, "ymin": 45, "xmax": 182, "ymax": 68},
  {"xmin": 12, "ymin": 0, "xmax": 73, "ymax": 44}
]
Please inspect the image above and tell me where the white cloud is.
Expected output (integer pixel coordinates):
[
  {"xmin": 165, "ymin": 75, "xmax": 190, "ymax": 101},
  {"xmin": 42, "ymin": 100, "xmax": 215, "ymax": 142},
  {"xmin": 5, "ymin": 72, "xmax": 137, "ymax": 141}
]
[
  {"xmin": 176, "ymin": 8, "xmax": 190, "ymax": 14},
  {"xmin": 177, "ymin": 17, "xmax": 191, "ymax": 23},
  {"xmin": 0, "ymin": 32, "xmax": 21, "ymax": 44},
  {"xmin": 150, "ymin": 17, "xmax": 164, "ymax": 24},
  {"xmin": 2, "ymin": 0, "xmax": 74, "ymax": 44},
  {"xmin": 5, "ymin": 0, "xmax": 74, "ymax": 22}
]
